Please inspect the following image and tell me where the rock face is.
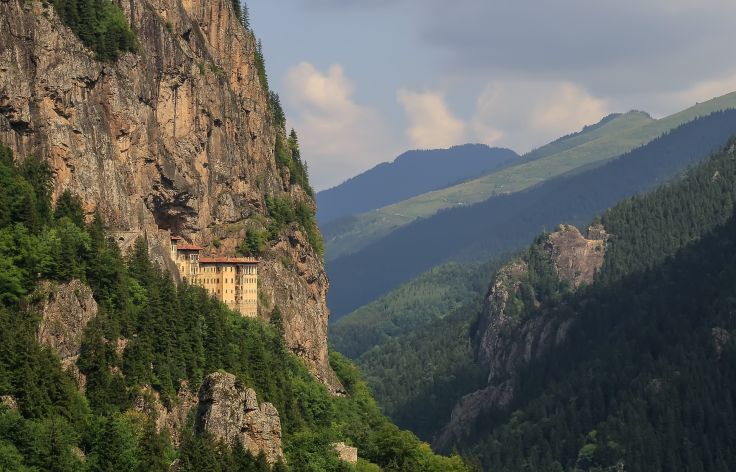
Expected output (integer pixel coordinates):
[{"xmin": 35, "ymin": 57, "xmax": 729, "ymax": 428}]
[
  {"xmin": 134, "ymin": 382, "xmax": 198, "ymax": 447},
  {"xmin": 332, "ymin": 442, "xmax": 358, "ymax": 465},
  {"xmin": 435, "ymin": 224, "xmax": 607, "ymax": 450},
  {"xmin": 0, "ymin": 0, "xmax": 340, "ymax": 393},
  {"xmin": 1, "ymin": 396, "xmax": 18, "ymax": 411},
  {"xmin": 35, "ymin": 279, "xmax": 98, "ymax": 388},
  {"xmin": 544, "ymin": 224, "xmax": 607, "ymax": 289},
  {"xmin": 195, "ymin": 372, "xmax": 283, "ymax": 463}
]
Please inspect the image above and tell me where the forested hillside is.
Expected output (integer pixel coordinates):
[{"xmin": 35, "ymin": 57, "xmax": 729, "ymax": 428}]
[
  {"xmin": 330, "ymin": 260, "xmax": 501, "ymax": 359},
  {"xmin": 317, "ymin": 144, "xmax": 517, "ymax": 226},
  {"xmin": 0, "ymin": 144, "xmax": 470, "ymax": 471},
  {"xmin": 328, "ymin": 109, "xmax": 736, "ymax": 319},
  {"xmin": 338, "ymin": 134, "xmax": 736, "ymax": 459},
  {"xmin": 456, "ymin": 139, "xmax": 736, "ymax": 470}
]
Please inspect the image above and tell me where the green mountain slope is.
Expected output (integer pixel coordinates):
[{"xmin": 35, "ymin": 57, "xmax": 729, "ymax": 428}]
[
  {"xmin": 0, "ymin": 153, "xmax": 470, "ymax": 470},
  {"xmin": 324, "ymin": 92, "xmax": 736, "ymax": 261},
  {"xmin": 330, "ymin": 260, "xmax": 500, "ymax": 359},
  {"xmin": 327, "ymin": 109, "xmax": 736, "ymax": 319},
  {"xmin": 344, "ymin": 137, "xmax": 736, "ymax": 456},
  {"xmin": 316, "ymin": 144, "xmax": 518, "ymax": 225},
  {"xmin": 457, "ymin": 141, "xmax": 736, "ymax": 470}
]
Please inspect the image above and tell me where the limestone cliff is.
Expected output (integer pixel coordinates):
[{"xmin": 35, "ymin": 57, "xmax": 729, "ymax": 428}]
[
  {"xmin": 134, "ymin": 382, "xmax": 198, "ymax": 447},
  {"xmin": 0, "ymin": 0, "xmax": 341, "ymax": 392},
  {"xmin": 135, "ymin": 372, "xmax": 284, "ymax": 462},
  {"xmin": 435, "ymin": 224, "xmax": 607, "ymax": 450},
  {"xmin": 35, "ymin": 279, "xmax": 98, "ymax": 390},
  {"xmin": 195, "ymin": 372, "xmax": 284, "ymax": 463}
]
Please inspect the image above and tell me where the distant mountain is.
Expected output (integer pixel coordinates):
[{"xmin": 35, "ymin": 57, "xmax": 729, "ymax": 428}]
[
  {"xmin": 439, "ymin": 138, "xmax": 736, "ymax": 470},
  {"xmin": 330, "ymin": 259, "xmax": 501, "ymax": 359},
  {"xmin": 327, "ymin": 109, "xmax": 736, "ymax": 319},
  {"xmin": 350, "ymin": 132, "xmax": 736, "ymax": 456},
  {"xmin": 323, "ymin": 92, "xmax": 736, "ymax": 261},
  {"xmin": 316, "ymin": 144, "xmax": 518, "ymax": 225}
]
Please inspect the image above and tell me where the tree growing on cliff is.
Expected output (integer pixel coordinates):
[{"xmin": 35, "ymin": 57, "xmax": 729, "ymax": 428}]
[
  {"xmin": 51, "ymin": 0, "xmax": 138, "ymax": 61},
  {"xmin": 255, "ymin": 40, "xmax": 268, "ymax": 91},
  {"xmin": 231, "ymin": 0, "xmax": 242, "ymax": 21},
  {"xmin": 240, "ymin": 2, "xmax": 250, "ymax": 30}
]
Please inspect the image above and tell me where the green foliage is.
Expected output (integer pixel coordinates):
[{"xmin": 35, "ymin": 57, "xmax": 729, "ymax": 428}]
[
  {"xmin": 449, "ymin": 140, "xmax": 736, "ymax": 469},
  {"xmin": 330, "ymin": 259, "xmax": 512, "ymax": 440},
  {"xmin": 356, "ymin": 303, "xmax": 487, "ymax": 441},
  {"xmin": 54, "ymin": 190, "xmax": 86, "ymax": 228},
  {"xmin": 270, "ymin": 92, "xmax": 286, "ymax": 129},
  {"xmin": 265, "ymin": 194, "xmax": 323, "ymax": 257},
  {"xmin": 329, "ymin": 352, "xmax": 471, "ymax": 472},
  {"xmin": 231, "ymin": 0, "xmax": 242, "ymax": 22},
  {"xmin": 254, "ymin": 39, "xmax": 268, "ymax": 92},
  {"xmin": 240, "ymin": 2, "xmax": 250, "ymax": 30},
  {"xmin": 0, "ymin": 143, "xmax": 464, "ymax": 471},
  {"xmin": 51, "ymin": 0, "xmax": 138, "ymax": 61},
  {"xmin": 332, "ymin": 260, "xmax": 500, "ymax": 357},
  {"xmin": 274, "ymin": 130, "xmax": 314, "ymax": 197},
  {"xmin": 237, "ymin": 228, "xmax": 267, "ymax": 256}
]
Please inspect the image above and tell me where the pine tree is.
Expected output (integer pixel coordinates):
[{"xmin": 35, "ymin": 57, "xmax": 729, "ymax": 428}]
[{"xmin": 241, "ymin": 2, "xmax": 250, "ymax": 30}]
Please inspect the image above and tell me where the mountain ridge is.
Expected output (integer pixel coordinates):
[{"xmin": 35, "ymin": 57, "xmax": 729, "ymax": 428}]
[
  {"xmin": 327, "ymin": 108, "xmax": 736, "ymax": 319},
  {"xmin": 323, "ymin": 95, "xmax": 736, "ymax": 261},
  {"xmin": 317, "ymin": 144, "xmax": 518, "ymax": 225}
]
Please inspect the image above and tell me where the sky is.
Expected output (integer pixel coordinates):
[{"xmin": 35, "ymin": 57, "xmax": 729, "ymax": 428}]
[{"xmin": 248, "ymin": 0, "xmax": 736, "ymax": 191}]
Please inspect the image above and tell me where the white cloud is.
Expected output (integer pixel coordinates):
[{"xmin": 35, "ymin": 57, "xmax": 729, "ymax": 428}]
[
  {"xmin": 666, "ymin": 71, "xmax": 736, "ymax": 110},
  {"xmin": 283, "ymin": 62, "xmax": 399, "ymax": 190},
  {"xmin": 531, "ymin": 83, "xmax": 609, "ymax": 136},
  {"xmin": 396, "ymin": 89, "xmax": 467, "ymax": 149},
  {"xmin": 470, "ymin": 81, "xmax": 609, "ymax": 153},
  {"xmin": 395, "ymin": 81, "xmax": 609, "ymax": 155}
]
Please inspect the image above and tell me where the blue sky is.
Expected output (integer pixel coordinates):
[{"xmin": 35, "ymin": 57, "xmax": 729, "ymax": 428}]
[{"xmin": 249, "ymin": 0, "xmax": 736, "ymax": 190}]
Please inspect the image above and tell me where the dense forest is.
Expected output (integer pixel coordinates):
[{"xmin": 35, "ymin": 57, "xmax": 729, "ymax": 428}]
[
  {"xmin": 339, "ymin": 135, "xmax": 736, "ymax": 463},
  {"xmin": 358, "ymin": 301, "xmax": 486, "ymax": 442},
  {"xmin": 449, "ymin": 139, "xmax": 736, "ymax": 469},
  {"xmin": 0, "ymin": 144, "xmax": 470, "ymax": 471},
  {"xmin": 51, "ymin": 0, "xmax": 138, "ymax": 61},
  {"xmin": 330, "ymin": 260, "xmax": 501, "ymax": 359},
  {"xmin": 327, "ymin": 109, "xmax": 736, "ymax": 319},
  {"xmin": 330, "ymin": 261, "xmax": 502, "ymax": 441}
]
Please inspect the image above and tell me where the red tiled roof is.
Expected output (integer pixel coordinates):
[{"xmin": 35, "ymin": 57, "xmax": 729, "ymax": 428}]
[
  {"xmin": 176, "ymin": 244, "xmax": 205, "ymax": 251},
  {"xmin": 199, "ymin": 256, "xmax": 258, "ymax": 264},
  {"xmin": 170, "ymin": 235, "xmax": 183, "ymax": 241}
]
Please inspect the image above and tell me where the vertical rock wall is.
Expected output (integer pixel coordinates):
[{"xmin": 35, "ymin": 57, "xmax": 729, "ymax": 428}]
[{"xmin": 0, "ymin": 0, "xmax": 341, "ymax": 392}]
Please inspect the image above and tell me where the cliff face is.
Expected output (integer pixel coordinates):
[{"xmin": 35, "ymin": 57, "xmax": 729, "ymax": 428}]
[
  {"xmin": 435, "ymin": 224, "xmax": 607, "ymax": 450},
  {"xmin": 35, "ymin": 279, "xmax": 99, "ymax": 390},
  {"xmin": 135, "ymin": 372, "xmax": 284, "ymax": 462},
  {"xmin": 0, "ymin": 0, "xmax": 341, "ymax": 392},
  {"xmin": 195, "ymin": 372, "xmax": 284, "ymax": 463}
]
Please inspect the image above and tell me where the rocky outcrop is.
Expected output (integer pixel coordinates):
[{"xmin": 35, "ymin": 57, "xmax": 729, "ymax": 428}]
[
  {"xmin": 35, "ymin": 280, "xmax": 98, "ymax": 389},
  {"xmin": 195, "ymin": 372, "xmax": 283, "ymax": 463},
  {"xmin": 435, "ymin": 224, "xmax": 606, "ymax": 450},
  {"xmin": 1, "ymin": 395, "xmax": 18, "ymax": 411},
  {"xmin": 0, "ymin": 0, "xmax": 340, "ymax": 393},
  {"xmin": 332, "ymin": 442, "xmax": 358, "ymax": 465},
  {"xmin": 133, "ymin": 382, "xmax": 198, "ymax": 447},
  {"xmin": 476, "ymin": 224, "xmax": 606, "ymax": 373},
  {"xmin": 544, "ymin": 224, "xmax": 607, "ymax": 289}
]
